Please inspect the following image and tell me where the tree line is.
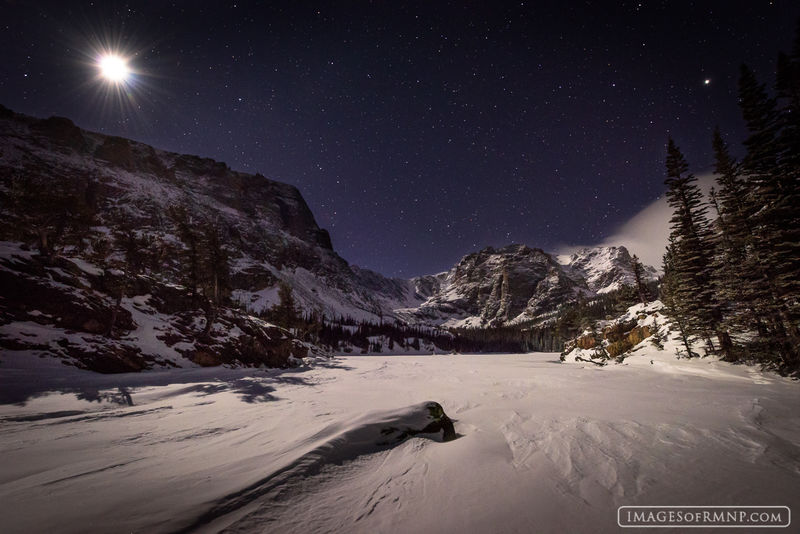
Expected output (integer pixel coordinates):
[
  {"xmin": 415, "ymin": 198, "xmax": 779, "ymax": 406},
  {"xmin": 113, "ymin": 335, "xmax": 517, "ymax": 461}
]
[
  {"xmin": 266, "ymin": 274, "xmax": 657, "ymax": 354},
  {"xmin": 661, "ymin": 24, "xmax": 799, "ymax": 376}
]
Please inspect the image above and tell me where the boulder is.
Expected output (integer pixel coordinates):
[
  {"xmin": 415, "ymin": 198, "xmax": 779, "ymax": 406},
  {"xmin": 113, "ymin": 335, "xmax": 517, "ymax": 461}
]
[{"xmin": 378, "ymin": 401, "xmax": 457, "ymax": 443}]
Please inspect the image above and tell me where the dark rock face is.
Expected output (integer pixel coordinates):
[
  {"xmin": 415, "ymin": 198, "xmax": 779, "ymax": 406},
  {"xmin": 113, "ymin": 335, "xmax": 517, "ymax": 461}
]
[
  {"xmin": 33, "ymin": 116, "xmax": 88, "ymax": 152},
  {"xmin": 0, "ymin": 247, "xmax": 314, "ymax": 372},
  {"xmin": 0, "ymin": 256, "xmax": 134, "ymax": 334},
  {"xmin": 411, "ymin": 273, "xmax": 446, "ymax": 300},
  {"xmin": 452, "ymin": 245, "xmax": 558, "ymax": 320},
  {"xmin": 94, "ymin": 136, "xmax": 136, "ymax": 170},
  {"xmin": 0, "ymin": 107, "xmax": 415, "ymax": 332}
]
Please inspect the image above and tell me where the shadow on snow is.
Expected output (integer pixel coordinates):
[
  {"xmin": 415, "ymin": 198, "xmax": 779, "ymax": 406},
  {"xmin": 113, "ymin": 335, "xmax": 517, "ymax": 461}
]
[{"xmin": 0, "ymin": 358, "xmax": 354, "ymax": 407}]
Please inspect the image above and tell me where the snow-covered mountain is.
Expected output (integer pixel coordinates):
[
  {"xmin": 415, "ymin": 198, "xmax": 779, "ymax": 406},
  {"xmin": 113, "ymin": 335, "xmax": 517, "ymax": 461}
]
[
  {"xmin": 0, "ymin": 106, "xmax": 658, "ymax": 368},
  {"xmin": 0, "ymin": 107, "xmax": 412, "ymax": 370},
  {"xmin": 0, "ymin": 106, "xmax": 421, "ymax": 323},
  {"xmin": 397, "ymin": 244, "xmax": 657, "ymax": 328},
  {"xmin": 557, "ymin": 245, "xmax": 657, "ymax": 294}
]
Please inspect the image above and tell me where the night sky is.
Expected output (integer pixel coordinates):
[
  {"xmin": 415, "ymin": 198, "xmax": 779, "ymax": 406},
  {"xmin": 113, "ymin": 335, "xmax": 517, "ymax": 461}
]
[{"xmin": 2, "ymin": 1, "xmax": 798, "ymax": 277}]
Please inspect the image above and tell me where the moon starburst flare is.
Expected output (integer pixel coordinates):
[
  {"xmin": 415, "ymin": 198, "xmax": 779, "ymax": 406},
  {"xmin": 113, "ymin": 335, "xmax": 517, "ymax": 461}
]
[{"xmin": 98, "ymin": 54, "xmax": 130, "ymax": 83}]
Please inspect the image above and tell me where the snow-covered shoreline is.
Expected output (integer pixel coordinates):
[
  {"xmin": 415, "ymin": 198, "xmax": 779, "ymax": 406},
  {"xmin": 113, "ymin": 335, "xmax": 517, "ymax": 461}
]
[{"xmin": 1, "ymin": 352, "xmax": 798, "ymax": 533}]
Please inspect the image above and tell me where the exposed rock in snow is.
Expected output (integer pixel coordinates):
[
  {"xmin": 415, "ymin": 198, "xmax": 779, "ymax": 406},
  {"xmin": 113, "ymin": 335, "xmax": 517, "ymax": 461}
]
[
  {"xmin": 0, "ymin": 242, "xmax": 323, "ymax": 372},
  {"xmin": 561, "ymin": 300, "xmax": 670, "ymax": 365}
]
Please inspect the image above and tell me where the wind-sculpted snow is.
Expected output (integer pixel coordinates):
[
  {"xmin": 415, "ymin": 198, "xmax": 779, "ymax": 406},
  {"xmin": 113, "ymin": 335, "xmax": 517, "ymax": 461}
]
[
  {"xmin": 1, "ymin": 349, "xmax": 798, "ymax": 533},
  {"xmin": 176, "ymin": 401, "xmax": 456, "ymax": 533}
]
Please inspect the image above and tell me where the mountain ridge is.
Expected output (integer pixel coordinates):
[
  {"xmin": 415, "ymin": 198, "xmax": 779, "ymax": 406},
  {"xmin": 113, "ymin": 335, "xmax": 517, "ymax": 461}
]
[
  {"xmin": 0, "ymin": 106, "xmax": 656, "ymax": 325},
  {"xmin": 0, "ymin": 105, "xmax": 657, "ymax": 369}
]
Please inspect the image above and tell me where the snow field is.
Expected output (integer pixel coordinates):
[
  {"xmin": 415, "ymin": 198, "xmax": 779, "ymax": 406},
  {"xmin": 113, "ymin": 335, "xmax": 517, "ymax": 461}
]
[{"xmin": 0, "ymin": 349, "xmax": 798, "ymax": 533}]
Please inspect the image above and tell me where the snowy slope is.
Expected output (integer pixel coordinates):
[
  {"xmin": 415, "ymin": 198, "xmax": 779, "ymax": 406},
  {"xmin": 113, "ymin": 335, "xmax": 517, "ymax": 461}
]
[
  {"xmin": 0, "ymin": 108, "xmax": 422, "ymax": 328},
  {"xmin": 396, "ymin": 244, "xmax": 656, "ymax": 329},
  {"xmin": 0, "ymin": 239, "xmax": 328, "ymax": 371},
  {"xmin": 1, "ymin": 350, "xmax": 797, "ymax": 533},
  {"xmin": 557, "ymin": 245, "xmax": 658, "ymax": 294}
]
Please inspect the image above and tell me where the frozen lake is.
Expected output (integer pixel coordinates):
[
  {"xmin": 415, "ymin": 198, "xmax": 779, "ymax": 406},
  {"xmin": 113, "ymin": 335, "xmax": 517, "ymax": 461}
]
[{"xmin": 1, "ymin": 352, "xmax": 798, "ymax": 533}]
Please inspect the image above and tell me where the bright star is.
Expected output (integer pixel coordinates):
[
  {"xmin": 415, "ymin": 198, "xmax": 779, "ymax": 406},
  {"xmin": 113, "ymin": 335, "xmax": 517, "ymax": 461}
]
[
  {"xmin": 703, "ymin": 78, "xmax": 711, "ymax": 85},
  {"xmin": 98, "ymin": 54, "xmax": 130, "ymax": 83}
]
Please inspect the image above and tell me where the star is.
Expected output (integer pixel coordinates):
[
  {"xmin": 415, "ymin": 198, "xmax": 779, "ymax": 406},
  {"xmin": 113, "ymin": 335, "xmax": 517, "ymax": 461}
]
[{"xmin": 703, "ymin": 79, "xmax": 711, "ymax": 85}]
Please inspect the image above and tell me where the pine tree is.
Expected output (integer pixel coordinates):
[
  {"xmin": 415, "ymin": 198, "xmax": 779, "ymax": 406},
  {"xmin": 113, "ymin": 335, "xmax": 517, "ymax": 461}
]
[
  {"xmin": 299, "ymin": 311, "xmax": 322, "ymax": 345},
  {"xmin": 738, "ymin": 62, "xmax": 800, "ymax": 371},
  {"xmin": 649, "ymin": 318, "xmax": 665, "ymax": 350},
  {"xmin": 630, "ymin": 254, "xmax": 649, "ymax": 305},
  {"xmin": 271, "ymin": 282, "xmax": 299, "ymax": 331},
  {"xmin": 663, "ymin": 139, "xmax": 731, "ymax": 358},
  {"xmin": 660, "ymin": 239, "xmax": 697, "ymax": 358},
  {"xmin": 775, "ymin": 20, "xmax": 800, "ymax": 178},
  {"xmin": 707, "ymin": 132, "xmax": 754, "ymax": 358},
  {"xmin": 104, "ymin": 226, "xmax": 147, "ymax": 338},
  {"xmin": 739, "ymin": 65, "xmax": 781, "ymax": 177},
  {"xmin": 200, "ymin": 220, "xmax": 230, "ymax": 306},
  {"xmin": 7, "ymin": 171, "xmax": 79, "ymax": 260},
  {"xmin": 168, "ymin": 205, "xmax": 203, "ymax": 304},
  {"xmin": 198, "ymin": 220, "xmax": 230, "ymax": 337},
  {"xmin": 772, "ymin": 35, "xmax": 800, "ymax": 357}
]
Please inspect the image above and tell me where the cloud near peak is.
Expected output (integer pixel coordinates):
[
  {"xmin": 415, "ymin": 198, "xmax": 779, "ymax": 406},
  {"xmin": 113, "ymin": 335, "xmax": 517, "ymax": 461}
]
[{"xmin": 557, "ymin": 173, "xmax": 716, "ymax": 271}]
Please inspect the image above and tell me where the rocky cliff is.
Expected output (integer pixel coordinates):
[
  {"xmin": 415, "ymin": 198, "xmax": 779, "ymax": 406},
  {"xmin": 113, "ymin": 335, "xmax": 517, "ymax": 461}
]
[
  {"xmin": 557, "ymin": 245, "xmax": 657, "ymax": 294},
  {"xmin": 0, "ymin": 107, "xmax": 408, "ymax": 370},
  {"xmin": 0, "ymin": 106, "xmax": 421, "ymax": 318},
  {"xmin": 398, "ymin": 244, "xmax": 656, "ymax": 328}
]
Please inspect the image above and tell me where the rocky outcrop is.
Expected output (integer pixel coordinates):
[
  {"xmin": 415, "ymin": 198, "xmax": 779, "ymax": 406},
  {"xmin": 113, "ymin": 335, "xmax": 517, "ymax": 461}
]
[
  {"xmin": 561, "ymin": 301, "xmax": 663, "ymax": 364},
  {"xmin": 398, "ymin": 245, "xmax": 565, "ymax": 327},
  {"xmin": 378, "ymin": 402, "xmax": 457, "ymax": 443},
  {"xmin": 567, "ymin": 319, "xmax": 653, "ymax": 359},
  {"xmin": 606, "ymin": 325, "xmax": 652, "ymax": 357},
  {"xmin": 94, "ymin": 136, "xmax": 136, "ymax": 170},
  {"xmin": 33, "ymin": 116, "xmax": 88, "ymax": 152},
  {"xmin": 0, "ymin": 243, "xmax": 319, "ymax": 372},
  {"xmin": 398, "ymin": 244, "xmax": 657, "ymax": 329}
]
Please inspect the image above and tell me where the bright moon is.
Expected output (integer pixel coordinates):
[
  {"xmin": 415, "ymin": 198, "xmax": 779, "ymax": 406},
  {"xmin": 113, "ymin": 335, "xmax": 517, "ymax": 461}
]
[{"xmin": 98, "ymin": 55, "xmax": 129, "ymax": 83}]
